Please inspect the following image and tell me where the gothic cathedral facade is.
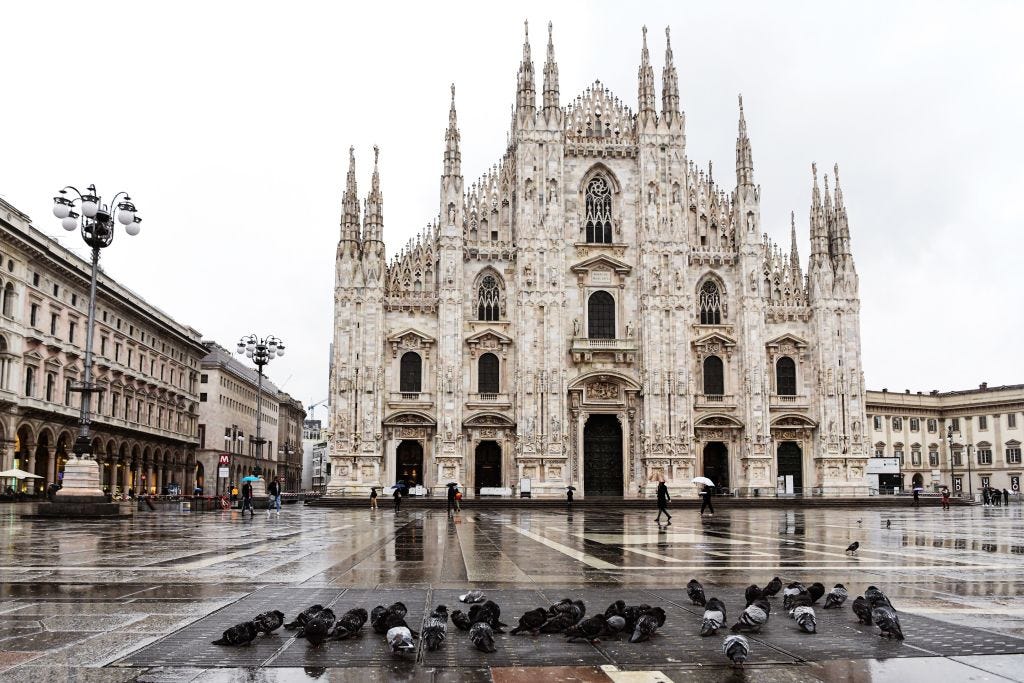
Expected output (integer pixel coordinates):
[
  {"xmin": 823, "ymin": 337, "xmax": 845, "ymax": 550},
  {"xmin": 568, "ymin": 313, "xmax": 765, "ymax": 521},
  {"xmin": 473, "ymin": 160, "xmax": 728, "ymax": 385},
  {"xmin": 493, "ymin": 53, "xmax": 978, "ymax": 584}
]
[{"xmin": 328, "ymin": 24, "xmax": 869, "ymax": 498}]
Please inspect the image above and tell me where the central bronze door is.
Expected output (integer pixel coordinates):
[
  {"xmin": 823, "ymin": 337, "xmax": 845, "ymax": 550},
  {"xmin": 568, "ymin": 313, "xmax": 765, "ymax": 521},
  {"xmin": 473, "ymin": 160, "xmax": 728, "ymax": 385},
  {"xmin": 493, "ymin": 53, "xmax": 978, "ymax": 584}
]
[{"xmin": 583, "ymin": 414, "xmax": 624, "ymax": 496}]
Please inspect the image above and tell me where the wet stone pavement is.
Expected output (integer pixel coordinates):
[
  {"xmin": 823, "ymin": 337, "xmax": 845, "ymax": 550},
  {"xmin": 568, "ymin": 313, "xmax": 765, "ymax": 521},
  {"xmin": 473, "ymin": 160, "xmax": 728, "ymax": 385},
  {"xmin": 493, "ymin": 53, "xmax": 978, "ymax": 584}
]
[{"xmin": 1, "ymin": 502, "xmax": 1023, "ymax": 681}]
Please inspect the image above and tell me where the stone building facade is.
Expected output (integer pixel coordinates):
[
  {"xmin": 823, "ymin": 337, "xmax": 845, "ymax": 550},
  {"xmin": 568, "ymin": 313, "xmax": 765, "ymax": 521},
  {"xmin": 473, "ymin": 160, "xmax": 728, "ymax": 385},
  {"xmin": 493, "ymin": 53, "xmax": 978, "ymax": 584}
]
[
  {"xmin": 0, "ymin": 197, "xmax": 207, "ymax": 495},
  {"xmin": 866, "ymin": 385, "xmax": 1024, "ymax": 497},
  {"xmin": 328, "ymin": 24, "xmax": 869, "ymax": 497}
]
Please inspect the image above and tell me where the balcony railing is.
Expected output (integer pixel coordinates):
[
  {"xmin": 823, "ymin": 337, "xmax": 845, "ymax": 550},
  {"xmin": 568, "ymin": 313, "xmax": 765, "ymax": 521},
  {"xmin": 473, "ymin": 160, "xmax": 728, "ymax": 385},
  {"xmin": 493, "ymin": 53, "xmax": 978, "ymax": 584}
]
[
  {"xmin": 387, "ymin": 391, "xmax": 434, "ymax": 406},
  {"xmin": 467, "ymin": 392, "xmax": 511, "ymax": 407},
  {"xmin": 570, "ymin": 338, "xmax": 638, "ymax": 351},
  {"xmin": 769, "ymin": 394, "xmax": 809, "ymax": 408},
  {"xmin": 694, "ymin": 394, "xmax": 737, "ymax": 408}
]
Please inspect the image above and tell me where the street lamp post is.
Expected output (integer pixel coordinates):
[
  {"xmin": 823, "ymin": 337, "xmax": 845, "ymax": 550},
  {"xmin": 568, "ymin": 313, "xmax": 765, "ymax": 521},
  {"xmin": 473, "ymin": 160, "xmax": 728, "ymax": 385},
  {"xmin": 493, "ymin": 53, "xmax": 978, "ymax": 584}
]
[
  {"xmin": 221, "ymin": 427, "xmax": 244, "ymax": 497},
  {"xmin": 966, "ymin": 443, "xmax": 974, "ymax": 502},
  {"xmin": 51, "ymin": 185, "xmax": 140, "ymax": 501},
  {"xmin": 236, "ymin": 335, "xmax": 285, "ymax": 485},
  {"xmin": 278, "ymin": 443, "xmax": 294, "ymax": 492},
  {"xmin": 947, "ymin": 425, "xmax": 957, "ymax": 498}
]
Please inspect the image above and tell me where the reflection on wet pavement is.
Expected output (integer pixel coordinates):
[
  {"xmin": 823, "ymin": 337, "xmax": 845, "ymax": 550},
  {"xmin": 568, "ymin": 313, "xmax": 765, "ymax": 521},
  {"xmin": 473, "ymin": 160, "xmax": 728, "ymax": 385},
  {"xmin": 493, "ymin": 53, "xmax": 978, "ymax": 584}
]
[{"xmin": 1, "ymin": 503, "xmax": 1023, "ymax": 680}]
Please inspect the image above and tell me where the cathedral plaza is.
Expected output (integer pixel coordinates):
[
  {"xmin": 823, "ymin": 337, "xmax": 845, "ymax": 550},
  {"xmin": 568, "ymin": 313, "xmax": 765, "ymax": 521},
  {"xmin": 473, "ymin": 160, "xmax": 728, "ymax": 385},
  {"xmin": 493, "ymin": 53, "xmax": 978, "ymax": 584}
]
[{"xmin": 0, "ymin": 504, "xmax": 1023, "ymax": 681}]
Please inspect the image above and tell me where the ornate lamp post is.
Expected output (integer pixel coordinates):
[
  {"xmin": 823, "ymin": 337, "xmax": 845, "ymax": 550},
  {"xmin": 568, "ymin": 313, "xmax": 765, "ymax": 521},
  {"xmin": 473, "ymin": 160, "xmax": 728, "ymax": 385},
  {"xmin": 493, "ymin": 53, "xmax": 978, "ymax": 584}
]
[
  {"xmin": 947, "ymin": 424, "xmax": 957, "ymax": 497},
  {"xmin": 235, "ymin": 335, "xmax": 284, "ymax": 479},
  {"xmin": 51, "ymin": 185, "xmax": 140, "ymax": 502},
  {"xmin": 278, "ymin": 442, "xmax": 295, "ymax": 491}
]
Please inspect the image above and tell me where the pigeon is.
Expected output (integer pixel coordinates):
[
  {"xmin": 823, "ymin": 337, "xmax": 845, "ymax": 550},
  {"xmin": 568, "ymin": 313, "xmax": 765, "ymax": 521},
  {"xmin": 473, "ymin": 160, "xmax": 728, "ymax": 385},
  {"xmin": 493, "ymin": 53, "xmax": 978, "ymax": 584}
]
[
  {"xmin": 629, "ymin": 611, "xmax": 661, "ymax": 643},
  {"xmin": 565, "ymin": 614, "xmax": 607, "ymax": 643},
  {"xmin": 284, "ymin": 604, "xmax": 324, "ymax": 630},
  {"xmin": 212, "ymin": 621, "xmax": 258, "ymax": 646},
  {"xmin": 823, "ymin": 584, "xmax": 848, "ymax": 609},
  {"xmin": 791, "ymin": 606, "xmax": 817, "ymax": 633},
  {"xmin": 647, "ymin": 606, "xmax": 667, "ymax": 628},
  {"xmin": 510, "ymin": 608, "xmax": 548, "ymax": 636},
  {"xmin": 686, "ymin": 579, "xmax": 707, "ymax": 606},
  {"xmin": 731, "ymin": 598, "xmax": 770, "ymax": 633},
  {"xmin": 470, "ymin": 622, "xmax": 496, "ymax": 652},
  {"xmin": 852, "ymin": 596, "xmax": 873, "ymax": 625},
  {"xmin": 451, "ymin": 610, "xmax": 473, "ymax": 631},
  {"xmin": 846, "ymin": 541, "xmax": 860, "ymax": 554},
  {"xmin": 386, "ymin": 625, "xmax": 416, "ymax": 654},
  {"xmin": 481, "ymin": 599, "xmax": 507, "ymax": 627},
  {"xmin": 872, "ymin": 605, "xmax": 904, "ymax": 640},
  {"xmin": 369, "ymin": 605, "xmax": 387, "ymax": 631},
  {"xmin": 723, "ymin": 634, "xmax": 750, "ymax": 668},
  {"xmin": 700, "ymin": 597, "xmax": 727, "ymax": 637},
  {"xmin": 602, "ymin": 615, "xmax": 627, "ymax": 638},
  {"xmin": 621, "ymin": 604, "xmax": 653, "ymax": 632},
  {"xmin": 808, "ymin": 583, "xmax": 826, "ymax": 604},
  {"xmin": 460, "ymin": 590, "xmax": 486, "ymax": 604},
  {"xmin": 468, "ymin": 601, "xmax": 505, "ymax": 632},
  {"xmin": 252, "ymin": 610, "xmax": 285, "ymax": 635},
  {"xmin": 372, "ymin": 602, "xmax": 408, "ymax": 634},
  {"xmin": 304, "ymin": 609, "xmax": 335, "ymax": 647},
  {"xmin": 864, "ymin": 586, "xmax": 893, "ymax": 609},
  {"xmin": 783, "ymin": 583, "xmax": 808, "ymax": 611},
  {"xmin": 604, "ymin": 600, "xmax": 626, "ymax": 618},
  {"xmin": 886, "ymin": 519, "xmax": 891, "ymax": 529},
  {"xmin": 422, "ymin": 606, "xmax": 448, "ymax": 651},
  {"xmin": 539, "ymin": 610, "xmax": 577, "ymax": 634},
  {"xmin": 744, "ymin": 584, "xmax": 763, "ymax": 607},
  {"xmin": 547, "ymin": 598, "xmax": 574, "ymax": 616},
  {"xmin": 330, "ymin": 608, "xmax": 368, "ymax": 640},
  {"xmin": 762, "ymin": 577, "xmax": 783, "ymax": 599}
]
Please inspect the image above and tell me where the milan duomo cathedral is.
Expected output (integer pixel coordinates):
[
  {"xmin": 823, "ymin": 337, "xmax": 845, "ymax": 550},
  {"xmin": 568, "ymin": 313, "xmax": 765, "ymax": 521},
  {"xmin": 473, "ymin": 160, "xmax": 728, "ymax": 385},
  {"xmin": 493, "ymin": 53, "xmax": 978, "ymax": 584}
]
[{"xmin": 327, "ymin": 23, "xmax": 869, "ymax": 498}]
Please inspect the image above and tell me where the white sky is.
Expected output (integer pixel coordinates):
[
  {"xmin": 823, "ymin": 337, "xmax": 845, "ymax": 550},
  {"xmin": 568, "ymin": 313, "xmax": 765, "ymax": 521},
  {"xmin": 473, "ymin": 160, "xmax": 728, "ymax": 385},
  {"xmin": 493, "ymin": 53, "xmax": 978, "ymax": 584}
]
[{"xmin": 3, "ymin": 1, "xmax": 1022, "ymax": 417}]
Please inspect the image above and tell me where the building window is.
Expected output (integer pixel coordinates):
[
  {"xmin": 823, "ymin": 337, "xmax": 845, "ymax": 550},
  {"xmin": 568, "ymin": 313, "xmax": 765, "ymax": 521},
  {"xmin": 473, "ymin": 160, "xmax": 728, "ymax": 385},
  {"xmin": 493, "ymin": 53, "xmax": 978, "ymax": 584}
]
[
  {"xmin": 50, "ymin": 312, "xmax": 58, "ymax": 336},
  {"xmin": 873, "ymin": 415, "xmax": 882, "ymax": 431},
  {"xmin": 894, "ymin": 449, "xmax": 904, "ymax": 466},
  {"xmin": 584, "ymin": 175, "xmax": 613, "ymax": 243},
  {"xmin": 24, "ymin": 366, "xmax": 35, "ymax": 396},
  {"xmin": 1010, "ymin": 413, "xmax": 1018, "ymax": 429},
  {"xmin": 127, "ymin": 349, "xmax": 133, "ymax": 367},
  {"xmin": 874, "ymin": 446, "xmax": 885, "ymax": 458},
  {"xmin": 927, "ymin": 418, "xmax": 937, "ymax": 433},
  {"xmin": 112, "ymin": 394, "xmax": 118, "ymax": 417},
  {"xmin": 981, "ymin": 476, "xmax": 990, "ymax": 489},
  {"xmin": 68, "ymin": 322, "xmax": 76, "ymax": 344},
  {"xmin": 65, "ymin": 379, "xmax": 72, "ymax": 405},
  {"xmin": 200, "ymin": 374, "xmax": 208, "ymax": 384},
  {"xmin": 978, "ymin": 449, "xmax": 993, "ymax": 466},
  {"xmin": 1006, "ymin": 446, "xmax": 1021, "ymax": 465},
  {"xmin": 399, "ymin": 352, "xmax": 422, "ymax": 393},
  {"xmin": 100, "ymin": 337, "xmax": 108, "ymax": 355},
  {"xmin": 115, "ymin": 344, "xmax": 121, "ymax": 362},
  {"xmin": 2, "ymin": 283, "xmax": 14, "ymax": 317},
  {"xmin": 71, "ymin": 293, "xmax": 77, "ymax": 306},
  {"xmin": 45, "ymin": 373, "xmax": 55, "ymax": 402},
  {"xmin": 200, "ymin": 393, "xmax": 208, "ymax": 402},
  {"xmin": 775, "ymin": 357, "xmax": 796, "ymax": 396},
  {"xmin": 910, "ymin": 418, "xmax": 920, "ymax": 432},
  {"xmin": 476, "ymin": 274, "xmax": 502, "ymax": 321},
  {"xmin": 979, "ymin": 416, "xmax": 988, "ymax": 430},
  {"xmin": 698, "ymin": 281, "xmax": 722, "ymax": 324},
  {"xmin": 32, "ymin": 272, "xmax": 39, "ymax": 286},
  {"xmin": 892, "ymin": 417, "xmax": 903, "ymax": 431},
  {"xmin": 929, "ymin": 450, "xmax": 939, "ymax": 467},
  {"xmin": 911, "ymin": 449, "xmax": 921, "ymax": 466},
  {"xmin": 703, "ymin": 355, "xmax": 724, "ymax": 395},
  {"xmin": 478, "ymin": 353, "xmax": 499, "ymax": 394},
  {"xmin": 30, "ymin": 303, "xmax": 38, "ymax": 327},
  {"xmin": 951, "ymin": 417, "xmax": 960, "ymax": 432},
  {"xmin": 952, "ymin": 450, "xmax": 963, "ymax": 467},
  {"xmin": 587, "ymin": 291, "xmax": 615, "ymax": 339}
]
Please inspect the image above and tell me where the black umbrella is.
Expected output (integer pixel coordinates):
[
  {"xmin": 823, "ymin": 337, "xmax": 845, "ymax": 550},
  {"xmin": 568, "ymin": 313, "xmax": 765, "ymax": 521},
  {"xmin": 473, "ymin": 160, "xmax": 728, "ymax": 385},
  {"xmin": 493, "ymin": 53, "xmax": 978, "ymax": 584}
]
[
  {"xmin": 446, "ymin": 482, "xmax": 459, "ymax": 487},
  {"xmin": 566, "ymin": 485, "xmax": 577, "ymax": 490}
]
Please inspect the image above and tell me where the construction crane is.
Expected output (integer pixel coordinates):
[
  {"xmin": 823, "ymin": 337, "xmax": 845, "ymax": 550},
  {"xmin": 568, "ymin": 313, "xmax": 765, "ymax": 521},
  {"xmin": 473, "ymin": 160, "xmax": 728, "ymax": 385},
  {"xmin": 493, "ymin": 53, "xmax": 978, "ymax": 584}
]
[{"xmin": 307, "ymin": 398, "xmax": 328, "ymax": 420}]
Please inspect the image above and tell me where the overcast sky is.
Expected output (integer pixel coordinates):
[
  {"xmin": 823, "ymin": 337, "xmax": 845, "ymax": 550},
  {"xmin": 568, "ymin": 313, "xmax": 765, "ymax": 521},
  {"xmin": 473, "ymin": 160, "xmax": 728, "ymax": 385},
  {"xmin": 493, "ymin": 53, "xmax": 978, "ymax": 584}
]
[{"xmin": 3, "ymin": 1, "xmax": 1022, "ymax": 418}]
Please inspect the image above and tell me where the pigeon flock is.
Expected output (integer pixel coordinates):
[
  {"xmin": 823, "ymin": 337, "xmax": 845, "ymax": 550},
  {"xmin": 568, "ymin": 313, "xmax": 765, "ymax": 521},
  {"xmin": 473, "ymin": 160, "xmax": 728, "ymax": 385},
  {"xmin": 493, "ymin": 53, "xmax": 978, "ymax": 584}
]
[{"xmin": 210, "ymin": 580, "xmax": 905, "ymax": 667}]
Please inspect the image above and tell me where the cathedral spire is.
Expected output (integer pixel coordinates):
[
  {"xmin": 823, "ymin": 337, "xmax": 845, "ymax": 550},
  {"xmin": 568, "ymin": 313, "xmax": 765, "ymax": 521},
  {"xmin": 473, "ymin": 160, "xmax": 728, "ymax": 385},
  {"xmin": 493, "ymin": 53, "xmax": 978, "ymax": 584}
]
[
  {"xmin": 340, "ymin": 146, "xmax": 361, "ymax": 244},
  {"xmin": 363, "ymin": 145, "xmax": 383, "ymax": 243},
  {"xmin": 516, "ymin": 20, "xmax": 536, "ymax": 112},
  {"xmin": 735, "ymin": 94, "xmax": 754, "ymax": 187},
  {"xmin": 542, "ymin": 21, "xmax": 559, "ymax": 112},
  {"xmin": 809, "ymin": 162, "xmax": 830, "ymax": 263},
  {"xmin": 637, "ymin": 25, "xmax": 656, "ymax": 118},
  {"xmin": 661, "ymin": 26, "xmax": 679, "ymax": 117},
  {"xmin": 443, "ymin": 84, "xmax": 461, "ymax": 178},
  {"xmin": 789, "ymin": 210, "xmax": 801, "ymax": 272},
  {"xmin": 833, "ymin": 163, "xmax": 852, "ymax": 259}
]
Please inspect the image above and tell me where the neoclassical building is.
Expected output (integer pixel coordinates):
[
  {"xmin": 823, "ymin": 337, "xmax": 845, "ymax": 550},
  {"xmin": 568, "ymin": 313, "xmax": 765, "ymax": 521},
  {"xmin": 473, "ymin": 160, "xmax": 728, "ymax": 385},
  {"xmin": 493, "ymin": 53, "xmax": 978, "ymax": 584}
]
[{"xmin": 328, "ymin": 24, "xmax": 869, "ymax": 497}]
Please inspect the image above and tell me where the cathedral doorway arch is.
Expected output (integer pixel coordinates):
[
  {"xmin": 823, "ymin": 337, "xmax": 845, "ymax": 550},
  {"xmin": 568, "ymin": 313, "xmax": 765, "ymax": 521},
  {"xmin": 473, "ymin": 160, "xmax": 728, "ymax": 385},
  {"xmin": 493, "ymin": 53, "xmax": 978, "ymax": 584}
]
[
  {"xmin": 777, "ymin": 441, "xmax": 803, "ymax": 493},
  {"xmin": 583, "ymin": 414, "xmax": 623, "ymax": 496},
  {"xmin": 396, "ymin": 440, "xmax": 424, "ymax": 487},
  {"xmin": 474, "ymin": 441, "xmax": 502, "ymax": 493},
  {"xmin": 702, "ymin": 442, "xmax": 729, "ymax": 493}
]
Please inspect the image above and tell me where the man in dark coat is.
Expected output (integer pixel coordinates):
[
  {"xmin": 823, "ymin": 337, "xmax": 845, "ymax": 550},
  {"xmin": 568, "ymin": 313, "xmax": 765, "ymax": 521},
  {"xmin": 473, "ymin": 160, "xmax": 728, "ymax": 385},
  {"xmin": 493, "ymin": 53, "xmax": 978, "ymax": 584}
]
[
  {"xmin": 655, "ymin": 479, "xmax": 671, "ymax": 522},
  {"xmin": 241, "ymin": 481, "xmax": 254, "ymax": 516},
  {"xmin": 699, "ymin": 485, "xmax": 715, "ymax": 517},
  {"xmin": 447, "ymin": 483, "xmax": 457, "ymax": 515}
]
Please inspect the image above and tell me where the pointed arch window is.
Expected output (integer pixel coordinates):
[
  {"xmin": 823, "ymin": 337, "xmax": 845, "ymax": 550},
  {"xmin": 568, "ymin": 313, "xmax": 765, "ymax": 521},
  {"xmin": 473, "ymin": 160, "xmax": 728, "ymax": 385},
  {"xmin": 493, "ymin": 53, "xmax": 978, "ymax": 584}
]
[
  {"xmin": 698, "ymin": 280, "xmax": 722, "ymax": 324},
  {"xmin": 476, "ymin": 274, "xmax": 502, "ymax": 321},
  {"xmin": 776, "ymin": 357, "xmax": 797, "ymax": 396},
  {"xmin": 478, "ymin": 353, "xmax": 499, "ymax": 394},
  {"xmin": 703, "ymin": 355, "xmax": 724, "ymax": 395},
  {"xmin": 585, "ymin": 176, "xmax": 613, "ymax": 243},
  {"xmin": 587, "ymin": 291, "xmax": 615, "ymax": 339},
  {"xmin": 399, "ymin": 352, "xmax": 422, "ymax": 393}
]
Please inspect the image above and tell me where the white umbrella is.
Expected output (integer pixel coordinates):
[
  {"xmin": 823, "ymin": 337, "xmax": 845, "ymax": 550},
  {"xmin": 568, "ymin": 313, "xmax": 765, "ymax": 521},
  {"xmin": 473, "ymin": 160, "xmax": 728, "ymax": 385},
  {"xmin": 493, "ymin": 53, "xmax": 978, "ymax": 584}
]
[
  {"xmin": 691, "ymin": 476, "xmax": 714, "ymax": 487},
  {"xmin": 0, "ymin": 468, "xmax": 42, "ymax": 480}
]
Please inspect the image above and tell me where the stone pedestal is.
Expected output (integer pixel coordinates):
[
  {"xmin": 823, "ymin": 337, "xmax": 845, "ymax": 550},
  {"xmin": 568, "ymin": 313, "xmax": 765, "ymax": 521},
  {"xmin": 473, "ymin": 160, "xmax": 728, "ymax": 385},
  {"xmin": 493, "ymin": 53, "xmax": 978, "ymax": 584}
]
[{"xmin": 54, "ymin": 457, "xmax": 106, "ymax": 503}]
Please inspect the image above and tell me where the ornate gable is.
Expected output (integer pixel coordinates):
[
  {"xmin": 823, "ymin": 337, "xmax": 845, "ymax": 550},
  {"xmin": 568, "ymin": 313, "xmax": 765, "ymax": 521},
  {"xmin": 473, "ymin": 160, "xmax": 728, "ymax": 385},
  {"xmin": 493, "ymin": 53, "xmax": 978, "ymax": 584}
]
[
  {"xmin": 386, "ymin": 329, "xmax": 437, "ymax": 358},
  {"xmin": 692, "ymin": 331, "xmax": 738, "ymax": 360},
  {"xmin": 465, "ymin": 328, "xmax": 512, "ymax": 358},
  {"xmin": 766, "ymin": 333, "xmax": 809, "ymax": 360}
]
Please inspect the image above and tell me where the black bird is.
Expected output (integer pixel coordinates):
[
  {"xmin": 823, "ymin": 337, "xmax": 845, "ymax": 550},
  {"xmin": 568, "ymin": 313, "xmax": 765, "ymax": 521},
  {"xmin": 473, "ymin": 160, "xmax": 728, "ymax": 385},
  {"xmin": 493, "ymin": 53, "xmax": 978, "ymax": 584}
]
[
  {"xmin": 744, "ymin": 584, "xmax": 763, "ymax": 607},
  {"xmin": 700, "ymin": 597, "xmax": 727, "ymax": 637},
  {"xmin": 886, "ymin": 519, "xmax": 891, "ymax": 529},
  {"xmin": 470, "ymin": 622, "xmax": 496, "ymax": 652},
  {"xmin": 872, "ymin": 605, "xmax": 904, "ymax": 640},
  {"xmin": 284, "ymin": 604, "xmax": 324, "ymax": 631},
  {"xmin": 252, "ymin": 610, "xmax": 285, "ymax": 635},
  {"xmin": 539, "ymin": 610, "xmax": 576, "ymax": 634},
  {"xmin": 731, "ymin": 599, "xmax": 770, "ymax": 633},
  {"xmin": 686, "ymin": 579, "xmax": 707, "ymax": 606},
  {"xmin": 569, "ymin": 600, "xmax": 586, "ymax": 622},
  {"xmin": 791, "ymin": 606, "xmax": 817, "ymax": 634},
  {"xmin": 481, "ymin": 599, "xmax": 507, "ymax": 627},
  {"xmin": 451, "ymin": 610, "xmax": 473, "ymax": 631},
  {"xmin": 783, "ymin": 583, "xmax": 808, "ymax": 611},
  {"xmin": 468, "ymin": 602, "xmax": 505, "ymax": 632},
  {"xmin": 852, "ymin": 596, "xmax": 873, "ymax": 625},
  {"xmin": 298, "ymin": 608, "xmax": 335, "ymax": 638},
  {"xmin": 647, "ymin": 606, "xmax": 667, "ymax": 628},
  {"xmin": 212, "ymin": 621, "xmax": 258, "ymax": 646},
  {"xmin": 823, "ymin": 584, "xmax": 848, "ymax": 609},
  {"xmin": 603, "ymin": 615, "xmax": 627, "ymax": 638},
  {"xmin": 604, "ymin": 600, "xmax": 626, "ymax": 618},
  {"xmin": 723, "ymin": 634, "xmax": 750, "ymax": 668},
  {"xmin": 372, "ymin": 602, "xmax": 408, "ymax": 635},
  {"xmin": 566, "ymin": 614, "xmax": 607, "ymax": 643},
  {"xmin": 369, "ymin": 605, "xmax": 386, "ymax": 631},
  {"xmin": 304, "ymin": 610, "xmax": 335, "ymax": 647},
  {"xmin": 421, "ymin": 605, "xmax": 448, "ymax": 651},
  {"xmin": 629, "ymin": 611, "xmax": 660, "ymax": 643},
  {"xmin": 330, "ymin": 608, "xmax": 369, "ymax": 640},
  {"xmin": 510, "ymin": 608, "xmax": 548, "ymax": 636},
  {"xmin": 621, "ymin": 604, "xmax": 652, "ymax": 632},
  {"xmin": 808, "ymin": 583, "xmax": 826, "ymax": 604},
  {"xmin": 846, "ymin": 541, "xmax": 860, "ymax": 554},
  {"xmin": 762, "ymin": 577, "xmax": 783, "ymax": 599},
  {"xmin": 864, "ymin": 586, "xmax": 894, "ymax": 609},
  {"xmin": 547, "ymin": 598, "xmax": 574, "ymax": 616}
]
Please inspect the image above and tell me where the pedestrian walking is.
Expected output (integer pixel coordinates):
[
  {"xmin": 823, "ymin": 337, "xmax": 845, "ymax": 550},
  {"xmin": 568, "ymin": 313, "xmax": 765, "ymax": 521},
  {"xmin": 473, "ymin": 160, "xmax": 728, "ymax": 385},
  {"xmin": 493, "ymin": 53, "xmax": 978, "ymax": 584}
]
[
  {"xmin": 655, "ymin": 478, "xmax": 671, "ymax": 523},
  {"xmin": 699, "ymin": 485, "xmax": 715, "ymax": 517},
  {"xmin": 1004, "ymin": 488, "xmax": 1010, "ymax": 506},
  {"xmin": 912, "ymin": 488, "xmax": 920, "ymax": 507},
  {"xmin": 983, "ymin": 487, "xmax": 991, "ymax": 506},
  {"xmin": 566, "ymin": 486, "xmax": 574, "ymax": 505},
  {"xmin": 266, "ymin": 479, "xmax": 281, "ymax": 516},
  {"xmin": 992, "ymin": 487, "xmax": 1001, "ymax": 507},
  {"xmin": 393, "ymin": 486, "xmax": 402, "ymax": 512},
  {"xmin": 940, "ymin": 486, "xmax": 950, "ymax": 510},
  {"xmin": 370, "ymin": 487, "xmax": 378, "ymax": 509},
  {"xmin": 455, "ymin": 487, "xmax": 462, "ymax": 511},
  {"xmin": 230, "ymin": 484, "xmax": 238, "ymax": 504},
  {"xmin": 447, "ymin": 483, "xmax": 457, "ymax": 515},
  {"xmin": 241, "ymin": 481, "xmax": 254, "ymax": 516}
]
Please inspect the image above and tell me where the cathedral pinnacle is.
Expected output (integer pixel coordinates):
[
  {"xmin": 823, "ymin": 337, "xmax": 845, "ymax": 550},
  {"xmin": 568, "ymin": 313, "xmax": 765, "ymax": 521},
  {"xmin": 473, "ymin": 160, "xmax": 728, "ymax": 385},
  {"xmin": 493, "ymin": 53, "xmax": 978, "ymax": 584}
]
[
  {"xmin": 542, "ymin": 21, "xmax": 560, "ymax": 111},
  {"xmin": 443, "ymin": 84, "xmax": 461, "ymax": 178},
  {"xmin": 516, "ymin": 20, "xmax": 536, "ymax": 111},
  {"xmin": 790, "ymin": 210, "xmax": 801, "ymax": 272},
  {"xmin": 637, "ymin": 25, "xmax": 656, "ymax": 117},
  {"xmin": 340, "ymin": 146, "xmax": 361, "ymax": 244},
  {"xmin": 735, "ymin": 94, "xmax": 754, "ymax": 187},
  {"xmin": 363, "ymin": 145, "xmax": 383, "ymax": 244},
  {"xmin": 809, "ymin": 162, "xmax": 830, "ymax": 264},
  {"xmin": 661, "ymin": 26, "xmax": 679, "ymax": 116}
]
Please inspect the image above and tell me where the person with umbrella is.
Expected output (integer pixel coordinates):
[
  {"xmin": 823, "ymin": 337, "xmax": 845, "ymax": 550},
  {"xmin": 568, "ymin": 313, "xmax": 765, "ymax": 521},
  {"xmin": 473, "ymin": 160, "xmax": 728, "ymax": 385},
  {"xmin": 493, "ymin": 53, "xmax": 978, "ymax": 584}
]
[
  {"xmin": 446, "ymin": 482, "xmax": 458, "ymax": 515},
  {"xmin": 693, "ymin": 477, "xmax": 715, "ymax": 517},
  {"xmin": 912, "ymin": 485, "xmax": 921, "ymax": 507},
  {"xmin": 393, "ymin": 482, "xmax": 403, "ymax": 512},
  {"xmin": 566, "ymin": 485, "xmax": 575, "ymax": 506},
  {"xmin": 241, "ymin": 476, "xmax": 256, "ymax": 516},
  {"xmin": 369, "ymin": 486, "xmax": 378, "ymax": 510},
  {"xmin": 655, "ymin": 476, "xmax": 671, "ymax": 523}
]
